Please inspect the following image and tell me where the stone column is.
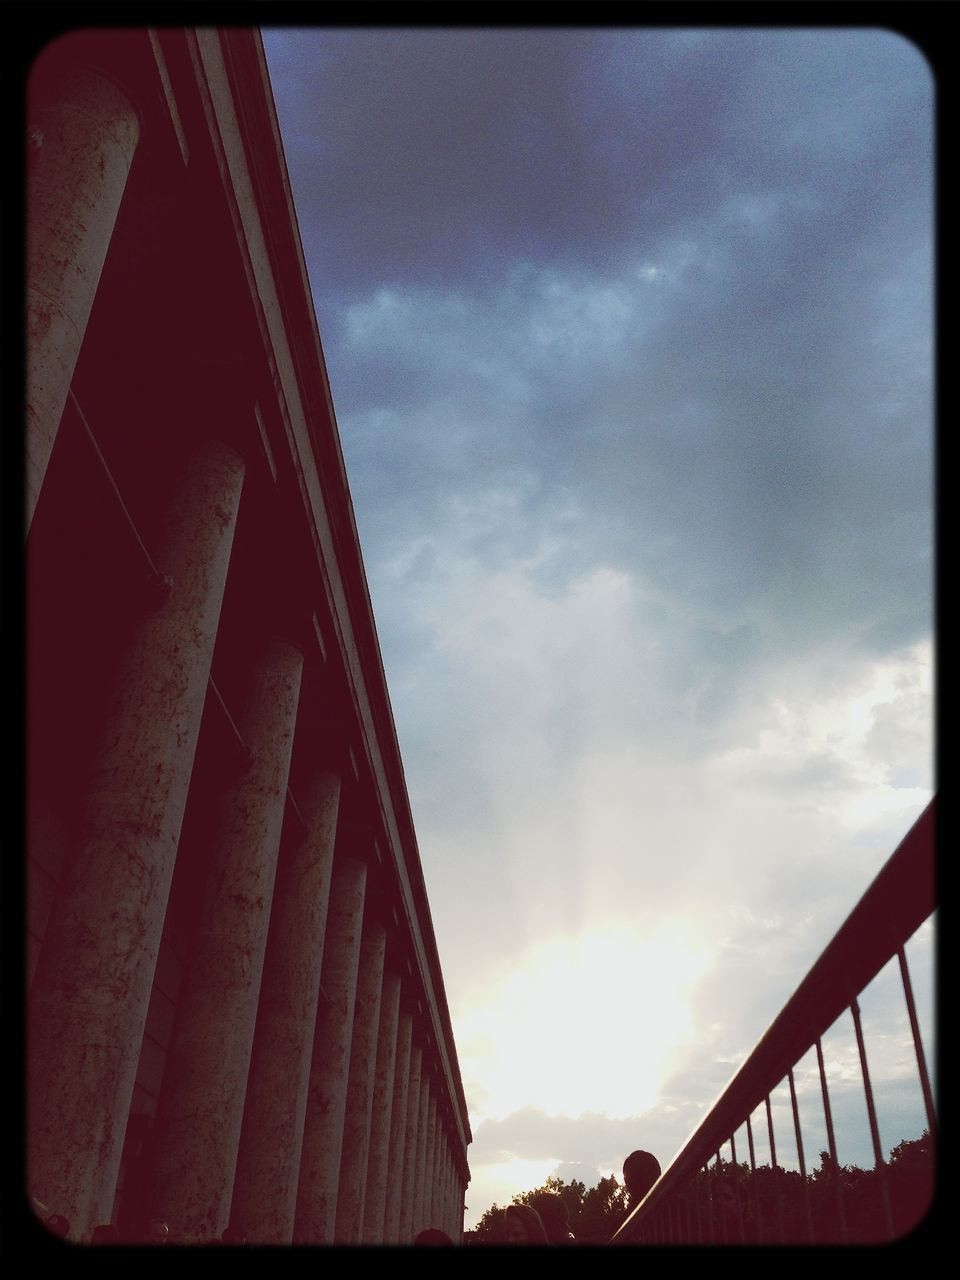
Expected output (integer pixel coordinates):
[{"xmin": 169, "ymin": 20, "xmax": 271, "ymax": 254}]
[
  {"xmin": 230, "ymin": 768, "xmax": 341, "ymax": 1242},
  {"xmin": 294, "ymin": 855, "xmax": 367, "ymax": 1242},
  {"xmin": 437, "ymin": 1138, "xmax": 449, "ymax": 1236},
  {"xmin": 426, "ymin": 1116, "xmax": 438, "ymax": 1228},
  {"xmin": 361, "ymin": 968, "xmax": 401, "ymax": 1243},
  {"xmin": 453, "ymin": 1159, "xmax": 464, "ymax": 1241},
  {"xmin": 449, "ymin": 1155, "xmax": 459, "ymax": 1239},
  {"xmin": 333, "ymin": 912, "xmax": 386, "ymax": 1243},
  {"xmin": 452, "ymin": 1158, "xmax": 462, "ymax": 1240},
  {"xmin": 447, "ymin": 1149, "xmax": 457, "ymax": 1238},
  {"xmin": 423, "ymin": 1093, "xmax": 438, "ymax": 1228},
  {"xmin": 440, "ymin": 1129, "xmax": 451, "ymax": 1232},
  {"xmin": 27, "ymin": 442, "xmax": 244, "ymax": 1238},
  {"xmin": 150, "ymin": 638, "xmax": 304, "ymax": 1242},
  {"xmin": 397, "ymin": 1043, "xmax": 422, "ymax": 1245},
  {"xmin": 26, "ymin": 56, "xmax": 140, "ymax": 532},
  {"xmin": 411, "ymin": 1075, "xmax": 431, "ymax": 1238},
  {"xmin": 382, "ymin": 1010, "xmax": 412, "ymax": 1242}
]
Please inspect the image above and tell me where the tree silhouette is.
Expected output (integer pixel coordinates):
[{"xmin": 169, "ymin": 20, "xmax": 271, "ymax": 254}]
[
  {"xmin": 467, "ymin": 1173, "xmax": 627, "ymax": 1243},
  {"xmin": 466, "ymin": 1131, "xmax": 934, "ymax": 1245}
]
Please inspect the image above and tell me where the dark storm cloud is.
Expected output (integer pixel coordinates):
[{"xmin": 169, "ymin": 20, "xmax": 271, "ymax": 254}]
[
  {"xmin": 265, "ymin": 28, "xmax": 929, "ymax": 296},
  {"xmin": 264, "ymin": 26, "xmax": 932, "ymax": 681},
  {"xmin": 265, "ymin": 28, "xmax": 737, "ymax": 294}
]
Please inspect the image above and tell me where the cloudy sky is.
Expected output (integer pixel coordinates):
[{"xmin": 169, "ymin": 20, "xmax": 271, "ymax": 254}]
[{"xmin": 260, "ymin": 27, "xmax": 934, "ymax": 1228}]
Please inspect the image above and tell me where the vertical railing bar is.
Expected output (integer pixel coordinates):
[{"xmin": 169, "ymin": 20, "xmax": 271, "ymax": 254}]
[
  {"xmin": 686, "ymin": 1177, "xmax": 696, "ymax": 1239},
  {"xmin": 896, "ymin": 941, "xmax": 937, "ymax": 1136},
  {"xmin": 714, "ymin": 1151, "xmax": 726, "ymax": 1244},
  {"xmin": 787, "ymin": 1068, "xmax": 807, "ymax": 1178},
  {"xmin": 695, "ymin": 1168, "xmax": 704, "ymax": 1244},
  {"xmin": 704, "ymin": 1164, "xmax": 714, "ymax": 1245},
  {"xmin": 746, "ymin": 1112, "xmax": 763, "ymax": 1244},
  {"xmin": 788, "ymin": 1066, "xmax": 814, "ymax": 1243},
  {"xmin": 730, "ymin": 1134, "xmax": 745, "ymax": 1243},
  {"xmin": 766, "ymin": 1094, "xmax": 785, "ymax": 1243},
  {"xmin": 815, "ymin": 1037, "xmax": 848, "ymax": 1244},
  {"xmin": 850, "ymin": 994, "xmax": 895, "ymax": 1240}
]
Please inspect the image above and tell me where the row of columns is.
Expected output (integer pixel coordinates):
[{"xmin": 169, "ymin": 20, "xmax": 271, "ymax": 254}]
[
  {"xmin": 28, "ymin": 438, "xmax": 468, "ymax": 1243},
  {"xmin": 26, "ymin": 40, "xmax": 468, "ymax": 1245}
]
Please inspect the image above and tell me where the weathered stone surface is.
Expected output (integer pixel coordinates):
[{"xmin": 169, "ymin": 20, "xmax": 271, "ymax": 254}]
[
  {"xmin": 412, "ymin": 1075, "xmax": 431, "ymax": 1239},
  {"xmin": 398, "ymin": 1044, "xmax": 422, "ymax": 1245},
  {"xmin": 150, "ymin": 638, "xmax": 304, "ymax": 1242},
  {"xmin": 27, "ymin": 443, "xmax": 244, "ymax": 1238},
  {"xmin": 382, "ymin": 1009, "xmax": 413, "ymax": 1242},
  {"xmin": 359, "ymin": 968, "xmax": 401, "ymax": 1242},
  {"xmin": 230, "ymin": 769, "xmax": 341, "ymax": 1242},
  {"xmin": 334, "ymin": 916, "xmax": 386, "ymax": 1242},
  {"xmin": 294, "ymin": 855, "xmax": 367, "ymax": 1242},
  {"xmin": 422, "ymin": 1093, "xmax": 438, "ymax": 1231}
]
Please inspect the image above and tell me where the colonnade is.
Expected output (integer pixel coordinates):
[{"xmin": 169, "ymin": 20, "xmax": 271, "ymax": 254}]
[{"xmin": 26, "ymin": 28, "xmax": 469, "ymax": 1246}]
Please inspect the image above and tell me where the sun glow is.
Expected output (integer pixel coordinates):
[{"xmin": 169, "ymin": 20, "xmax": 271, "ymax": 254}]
[{"xmin": 456, "ymin": 924, "xmax": 710, "ymax": 1125}]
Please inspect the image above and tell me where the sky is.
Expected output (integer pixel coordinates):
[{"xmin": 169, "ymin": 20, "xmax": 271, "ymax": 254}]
[{"xmin": 260, "ymin": 26, "xmax": 935, "ymax": 1228}]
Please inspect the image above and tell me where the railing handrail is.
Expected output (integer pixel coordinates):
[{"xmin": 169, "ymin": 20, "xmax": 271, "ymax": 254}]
[{"xmin": 612, "ymin": 797, "xmax": 936, "ymax": 1241}]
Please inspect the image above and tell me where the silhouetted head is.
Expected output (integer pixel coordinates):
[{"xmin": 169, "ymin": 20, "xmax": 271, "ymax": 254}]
[
  {"xmin": 148, "ymin": 1218, "xmax": 170, "ymax": 1245},
  {"xmin": 622, "ymin": 1150, "xmax": 661, "ymax": 1202},
  {"xmin": 504, "ymin": 1203, "xmax": 549, "ymax": 1244},
  {"xmin": 414, "ymin": 1227, "xmax": 454, "ymax": 1245},
  {"xmin": 536, "ymin": 1192, "xmax": 573, "ymax": 1242},
  {"xmin": 46, "ymin": 1214, "xmax": 70, "ymax": 1239}
]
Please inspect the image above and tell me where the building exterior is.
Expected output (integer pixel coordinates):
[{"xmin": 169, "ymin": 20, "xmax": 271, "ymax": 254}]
[{"xmin": 26, "ymin": 26, "xmax": 471, "ymax": 1245}]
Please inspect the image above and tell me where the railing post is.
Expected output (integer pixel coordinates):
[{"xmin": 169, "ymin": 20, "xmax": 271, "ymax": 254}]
[
  {"xmin": 787, "ymin": 1066, "xmax": 815, "ymax": 1243},
  {"xmin": 729, "ymin": 1133, "xmax": 745, "ymax": 1243},
  {"xmin": 815, "ymin": 1036, "xmax": 848, "ymax": 1243},
  {"xmin": 765, "ymin": 1094, "xmax": 785, "ymax": 1243},
  {"xmin": 746, "ymin": 1113, "xmax": 763, "ymax": 1243},
  {"xmin": 703, "ymin": 1164, "xmax": 715, "ymax": 1244},
  {"xmin": 896, "ymin": 941, "xmax": 936, "ymax": 1137},
  {"xmin": 849, "ymin": 994, "xmax": 895, "ymax": 1239}
]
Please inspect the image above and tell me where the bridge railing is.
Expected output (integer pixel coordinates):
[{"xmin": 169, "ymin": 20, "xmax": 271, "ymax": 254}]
[{"xmin": 611, "ymin": 798, "xmax": 936, "ymax": 1245}]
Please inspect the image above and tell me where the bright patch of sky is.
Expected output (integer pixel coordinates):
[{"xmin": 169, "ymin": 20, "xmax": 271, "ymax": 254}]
[{"xmin": 262, "ymin": 25, "xmax": 934, "ymax": 1229}]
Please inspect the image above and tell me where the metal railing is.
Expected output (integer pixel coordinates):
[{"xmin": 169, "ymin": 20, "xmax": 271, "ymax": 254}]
[{"xmin": 611, "ymin": 798, "xmax": 935, "ymax": 1245}]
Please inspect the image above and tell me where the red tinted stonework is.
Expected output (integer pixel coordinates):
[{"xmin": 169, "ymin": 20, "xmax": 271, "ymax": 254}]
[{"xmin": 26, "ymin": 27, "xmax": 470, "ymax": 1245}]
